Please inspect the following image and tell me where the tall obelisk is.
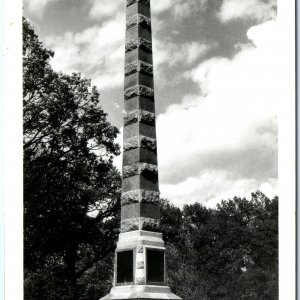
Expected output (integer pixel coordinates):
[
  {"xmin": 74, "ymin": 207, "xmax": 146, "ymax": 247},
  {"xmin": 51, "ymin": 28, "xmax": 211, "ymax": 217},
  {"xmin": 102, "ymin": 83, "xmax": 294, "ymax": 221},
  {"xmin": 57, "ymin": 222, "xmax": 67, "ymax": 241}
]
[{"xmin": 101, "ymin": 0, "xmax": 181, "ymax": 299}]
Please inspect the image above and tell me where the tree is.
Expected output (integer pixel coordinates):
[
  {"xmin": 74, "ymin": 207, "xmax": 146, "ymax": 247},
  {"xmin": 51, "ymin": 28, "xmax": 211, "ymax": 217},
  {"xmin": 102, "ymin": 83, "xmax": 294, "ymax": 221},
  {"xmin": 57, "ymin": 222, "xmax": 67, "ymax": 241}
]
[
  {"xmin": 205, "ymin": 192, "xmax": 278, "ymax": 299},
  {"xmin": 23, "ymin": 18, "xmax": 121, "ymax": 300},
  {"xmin": 161, "ymin": 192, "xmax": 278, "ymax": 300}
]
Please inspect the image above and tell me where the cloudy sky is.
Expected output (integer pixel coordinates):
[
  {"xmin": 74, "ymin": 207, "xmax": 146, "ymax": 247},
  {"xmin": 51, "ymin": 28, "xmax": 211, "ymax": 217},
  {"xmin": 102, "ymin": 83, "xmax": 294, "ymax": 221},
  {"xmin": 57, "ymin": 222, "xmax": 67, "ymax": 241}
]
[{"xmin": 23, "ymin": 0, "xmax": 279, "ymax": 208}]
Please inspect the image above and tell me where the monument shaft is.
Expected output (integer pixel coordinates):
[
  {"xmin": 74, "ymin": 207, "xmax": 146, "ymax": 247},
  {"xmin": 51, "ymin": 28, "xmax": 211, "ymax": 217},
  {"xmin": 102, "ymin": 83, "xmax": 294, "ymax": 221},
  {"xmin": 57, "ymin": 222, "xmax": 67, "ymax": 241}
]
[
  {"xmin": 100, "ymin": 1, "xmax": 182, "ymax": 299},
  {"xmin": 121, "ymin": 0, "xmax": 160, "ymax": 233}
]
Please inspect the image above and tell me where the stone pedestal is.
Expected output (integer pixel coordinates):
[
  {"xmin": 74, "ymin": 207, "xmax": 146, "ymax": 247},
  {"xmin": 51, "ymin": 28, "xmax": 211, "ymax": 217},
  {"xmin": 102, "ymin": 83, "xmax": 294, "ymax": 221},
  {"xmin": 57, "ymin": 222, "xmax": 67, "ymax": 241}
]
[
  {"xmin": 100, "ymin": 231, "xmax": 181, "ymax": 300},
  {"xmin": 100, "ymin": 285, "xmax": 181, "ymax": 300}
]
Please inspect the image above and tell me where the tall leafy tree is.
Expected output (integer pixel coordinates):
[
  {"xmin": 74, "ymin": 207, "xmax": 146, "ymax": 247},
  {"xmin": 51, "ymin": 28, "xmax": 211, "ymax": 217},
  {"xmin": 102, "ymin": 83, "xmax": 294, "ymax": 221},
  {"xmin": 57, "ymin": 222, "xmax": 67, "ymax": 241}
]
[
  {"xmin": 23, "ymin": 18, "xmax": 121, "ymax": 299},
  {"xmin": 161, "ymin": 192, "xmax": 278, "ymax": 300}
]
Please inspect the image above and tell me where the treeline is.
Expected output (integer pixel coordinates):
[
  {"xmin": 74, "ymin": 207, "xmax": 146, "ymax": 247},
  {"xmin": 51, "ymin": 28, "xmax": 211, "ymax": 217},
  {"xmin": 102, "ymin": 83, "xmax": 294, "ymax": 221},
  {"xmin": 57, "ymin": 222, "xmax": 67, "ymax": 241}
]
[
  {"xmin": 23, "ymin": 18, "xmax": 278, "ymax": 300},
  {"xmin": 161, "ymin": 193, "xmax": 278, "ymax": 300}
]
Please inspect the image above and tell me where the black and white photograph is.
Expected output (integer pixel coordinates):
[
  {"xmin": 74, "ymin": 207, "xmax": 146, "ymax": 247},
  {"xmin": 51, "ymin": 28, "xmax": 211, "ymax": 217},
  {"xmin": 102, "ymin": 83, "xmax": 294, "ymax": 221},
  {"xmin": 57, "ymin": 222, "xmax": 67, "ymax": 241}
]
[{"xmin": 2, "ymin": 0, "xmax": 296, "ymax": 299}]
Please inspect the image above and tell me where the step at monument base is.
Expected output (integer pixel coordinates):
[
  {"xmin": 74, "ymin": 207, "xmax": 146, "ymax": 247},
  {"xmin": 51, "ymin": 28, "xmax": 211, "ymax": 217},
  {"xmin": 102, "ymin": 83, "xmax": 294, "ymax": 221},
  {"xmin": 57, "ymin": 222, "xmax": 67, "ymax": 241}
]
[{"xmin": 100, "ymin": 285, "xmax": 182, "ymax": 300}]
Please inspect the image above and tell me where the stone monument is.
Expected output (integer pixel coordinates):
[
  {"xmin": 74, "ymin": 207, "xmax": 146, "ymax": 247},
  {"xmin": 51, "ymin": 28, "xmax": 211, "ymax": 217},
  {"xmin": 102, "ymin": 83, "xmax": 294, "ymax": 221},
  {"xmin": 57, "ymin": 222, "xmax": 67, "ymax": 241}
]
[{"xmin": 101, "ymin": 0, "xmax": 182, "ymax": 299}]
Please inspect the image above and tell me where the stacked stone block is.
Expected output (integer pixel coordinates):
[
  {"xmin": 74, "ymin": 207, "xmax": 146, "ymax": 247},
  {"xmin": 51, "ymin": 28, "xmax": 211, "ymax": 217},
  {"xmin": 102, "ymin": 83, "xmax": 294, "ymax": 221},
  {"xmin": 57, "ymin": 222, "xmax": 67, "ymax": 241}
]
[{"xmin": 121, "ymin": 0, "xmax": 160, "ymax": 233}]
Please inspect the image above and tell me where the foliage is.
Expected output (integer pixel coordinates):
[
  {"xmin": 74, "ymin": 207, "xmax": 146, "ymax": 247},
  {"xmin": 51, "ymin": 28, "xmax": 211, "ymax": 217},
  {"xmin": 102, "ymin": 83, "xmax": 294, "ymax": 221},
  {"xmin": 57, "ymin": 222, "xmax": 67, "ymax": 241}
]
[
  {"xmin": 161, "ymin": 191, "xmax": 278, "ymax": 300},
  {"xmin": 23, "ymin": 18, "xmax": 121, "ymax": 300}
]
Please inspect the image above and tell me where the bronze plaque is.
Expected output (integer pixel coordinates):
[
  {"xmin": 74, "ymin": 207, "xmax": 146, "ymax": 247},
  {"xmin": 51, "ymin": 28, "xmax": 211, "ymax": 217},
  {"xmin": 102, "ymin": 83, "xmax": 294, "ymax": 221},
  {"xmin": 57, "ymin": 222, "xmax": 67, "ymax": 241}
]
[
  {"xmin": 146, "ymin": 249, "xmax": 165, "ymax": 283},
  {"xmin": 117, "ymin": 250, "xmax": 134, "ymax": 283}
]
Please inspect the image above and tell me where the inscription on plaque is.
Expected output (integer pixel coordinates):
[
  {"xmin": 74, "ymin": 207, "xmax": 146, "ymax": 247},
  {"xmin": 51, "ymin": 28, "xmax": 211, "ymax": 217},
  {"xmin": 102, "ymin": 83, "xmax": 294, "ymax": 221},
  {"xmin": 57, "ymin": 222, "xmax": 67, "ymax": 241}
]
[
  {"xmin": 146, "ymin": 249, "xmax": 165, "ymax": 283},
  {"xmin": 117, "ymin": 250, "xmax": 134, "ymax": 284}
]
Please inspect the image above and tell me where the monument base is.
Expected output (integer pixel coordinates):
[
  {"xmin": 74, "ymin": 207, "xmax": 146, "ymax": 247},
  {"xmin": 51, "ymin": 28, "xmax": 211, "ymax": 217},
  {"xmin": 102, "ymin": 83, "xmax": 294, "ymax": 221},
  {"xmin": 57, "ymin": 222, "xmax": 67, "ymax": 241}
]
[
  {"xmin": 100, "ymin": 285, "xmax": 181, "ymax": 300},
  {"xmin": 100, "ymin": 231, "xmax": 182, "ymax": 300}
]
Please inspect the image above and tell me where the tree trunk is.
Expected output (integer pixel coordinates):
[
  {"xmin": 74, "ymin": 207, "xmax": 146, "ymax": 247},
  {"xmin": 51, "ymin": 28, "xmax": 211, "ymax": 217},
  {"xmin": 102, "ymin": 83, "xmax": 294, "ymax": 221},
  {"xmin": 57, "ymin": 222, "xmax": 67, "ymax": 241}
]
[{"xmin": 65, "ymin": 246, "xmax": 78, "ymax": 300}]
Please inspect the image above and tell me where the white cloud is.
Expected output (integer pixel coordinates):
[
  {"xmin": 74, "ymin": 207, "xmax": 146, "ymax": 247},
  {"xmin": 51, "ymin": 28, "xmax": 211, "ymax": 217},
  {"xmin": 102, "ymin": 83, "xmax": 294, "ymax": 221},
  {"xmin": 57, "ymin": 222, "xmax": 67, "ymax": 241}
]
[
  {"xmin": 24, "ymin": 0, "xmax": 61, "ymax": 17},
  {"xmin": 185, "ymin": 42, "xmax": 212, "ymax": 64},
  {"xmin": 155, "ymin": 40, "xmax": 215, "ymax": 68},
  {"xmin": 88, "ymin": 0, "xmax": 123, "ymax": 20},
  {"xmin": 152, "ymin": 39, "xmax": 216, "ymax": 85},
  {"xmin": 152, "ymin": 0, "xmax": 208, "ymax": 18},
  {"xmin": 157, "ymin": 20, "xmax": 280, "ymax": 207},
  {"xmin": 152, "ymin": 0, "xmax": 173, "ymax": 14},
  {"xmin": 45, "ymin": 14, "xmax": 125, "ymax": 90},
  {"xmin": 160, "ymin": 172, "xmax": 277, "ymax": 208},
  {"xmin": 218, "ymin": 0, "xmax": 276, "ymax": 22}
]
